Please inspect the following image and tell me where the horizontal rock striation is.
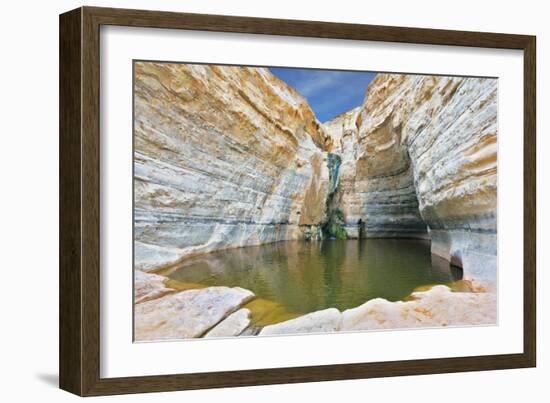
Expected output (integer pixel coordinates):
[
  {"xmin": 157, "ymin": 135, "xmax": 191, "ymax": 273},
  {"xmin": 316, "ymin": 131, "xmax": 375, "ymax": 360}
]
[
  {"xmin": 323, "ymin": 107, "xmax": 366, "ymax": 238},
  {"xmin": 354, "ymin": 74, "xmax": 497, "ymax": 279},
  {"xmin": 133, "ymin": 66, "xmax": 498, "ymax": 341},
  {"xmin": 135, "ymin": 63, "xmax": 497, "ymax": 280},
  {"xmin": 324, "ymin": 85, "xmax": 429, "ymax": 240},
  {"xmin": 324, "ymin": 105, "xmax": 430, "ymax": 240},
  {"xmin": 323, "ymin": 74, "xmax": 497, "ymax": 279},
  {"xmin": 134, "ymin": 63, "xmax": 332, "ymax": 271}
]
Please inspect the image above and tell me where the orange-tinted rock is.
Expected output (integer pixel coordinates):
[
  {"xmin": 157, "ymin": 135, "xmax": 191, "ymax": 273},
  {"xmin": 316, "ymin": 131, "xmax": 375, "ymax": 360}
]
[
  {"xmin": 325, "ymin": 74, "xmax": 497, "ymax": 280},
  {"xmin": 134, "ymin": 63, "xmax": 330, "ymax": 271}
]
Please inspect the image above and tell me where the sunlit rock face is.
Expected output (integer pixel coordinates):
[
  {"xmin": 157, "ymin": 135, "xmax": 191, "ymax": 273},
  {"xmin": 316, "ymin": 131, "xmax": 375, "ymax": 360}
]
[
  {"xmin": 324, "ymin": 102, "xmax": 428, "ymax": 240},
  {"xmin": 134, "ymin": 63, "xmax": 331, "ymax": 271},
  {"xmin": 134, "ymin": 63, "xmax": 497, "ymax": 281},
  {"xmin": 323, "ymin": 107, "xmax": 366, "ymax": 238},
  {"xmin": 355, "ymin": 74, "xmax": 497, "ymax": 280},
  {"xmin": 135, "ymin": 286, "xmax": 255, "ymax": 340},
  {"xmin": 341, "ymin": 285, "xmax": 496, "ymax": 330}
]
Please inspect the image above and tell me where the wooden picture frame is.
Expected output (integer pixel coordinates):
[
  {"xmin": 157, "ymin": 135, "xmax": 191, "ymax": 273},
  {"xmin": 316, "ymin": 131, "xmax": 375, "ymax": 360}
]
[{"xmin": 59, "ymin": 6, "xmax": 536, "ymax": 396}]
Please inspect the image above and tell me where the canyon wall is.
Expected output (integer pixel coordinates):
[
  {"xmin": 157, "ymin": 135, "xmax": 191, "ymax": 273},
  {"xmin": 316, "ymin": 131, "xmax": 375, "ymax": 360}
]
[
  {"xmin": 323, "ymin": 107, "xmax": 366, "ymax": 238},
  {"xmin": 324, "ymin": 105, "xmax": 428, "ymax": 239},
  {"xmin": 326, "ymin": 74, "xmax": 497, "ymax": 280},
  {"xmin": 135, "ymin": 63, "xmax": 497, "ymax": 281},
  {"xmin": 134, "ymin": 63, "xmax": 331, "ymax": 271}
]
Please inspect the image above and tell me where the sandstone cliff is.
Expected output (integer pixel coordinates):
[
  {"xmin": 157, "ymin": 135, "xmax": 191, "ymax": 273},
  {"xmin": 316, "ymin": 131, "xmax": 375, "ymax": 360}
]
[
  {"xmin": 133, "ymin": 67, "xmax": 498, "ymax": 340},
  {"xmin": 135, "ymin": 63, "xmax": 497, "ymax": 281},
  {"xmin": 134, "ymin": 63, "xmax": 331, "ymax": 271},
  {"xmin": 324, "ymin": 74, "xmax": 497, "ymax": 280},
  {"xmin": 322, "ymin": 107, "xmax": 366, "ymax": 238}
]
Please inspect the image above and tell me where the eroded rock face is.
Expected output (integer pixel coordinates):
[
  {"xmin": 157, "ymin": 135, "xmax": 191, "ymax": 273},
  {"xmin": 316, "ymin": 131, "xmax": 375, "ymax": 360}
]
[
  {"xmin": 133, "ymin": 67, "xmax": 498, "ymax": 341},
  {"xmin": 134, "ymin": 286, "xmax": 254, "ymax": 341},
  {"xmin": 357, "ymin": 74, "xmax": 497, "ymax": 280},
  {"xmin": 341, "ymin": 285, "xmax": 496, "ymax": 330},
  {"xmin": 324, "ymin": 74, "xmax": 497, "ymax": 280},
  {"xmin": 134, "ymin": 63, "xmax": 331, "ymax": 271},
  {"xmin": 134, "ymin": 270, "xmax": 175, "ymax": 304},
  {"xmin": 323, "ymin": 107, "xmax": 366, "ymax": 238},
  {"xmin": 325, "ymin": 86, "xmax": 428, "ymax": 239},
  {"xmin": 135, "ymin": 64, "xmax": 497, "ymax": 281}
]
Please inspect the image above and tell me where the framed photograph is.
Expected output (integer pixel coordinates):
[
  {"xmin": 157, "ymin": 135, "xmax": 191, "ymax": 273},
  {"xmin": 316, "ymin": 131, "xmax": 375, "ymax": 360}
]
[{"xmin": 59, "ymin": 6, "xmax": 536, "ymax": 396}]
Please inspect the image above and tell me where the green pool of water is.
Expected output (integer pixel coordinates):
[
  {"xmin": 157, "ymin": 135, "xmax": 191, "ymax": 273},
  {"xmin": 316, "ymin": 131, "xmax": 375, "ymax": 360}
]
[{"xmin": 164, "ymin": 239, "xmax": 462, "ymax": 318}]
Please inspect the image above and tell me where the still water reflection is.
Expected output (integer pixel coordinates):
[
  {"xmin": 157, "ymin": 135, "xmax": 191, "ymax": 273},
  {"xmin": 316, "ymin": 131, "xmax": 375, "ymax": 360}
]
[{"xmin": 164, "ymin": 239, "xmax": 462, "ymax": 317}]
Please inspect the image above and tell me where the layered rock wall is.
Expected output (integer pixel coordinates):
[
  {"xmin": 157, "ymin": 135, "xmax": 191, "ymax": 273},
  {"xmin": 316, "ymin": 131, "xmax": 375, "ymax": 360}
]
[
  {"xmin": 323, "ymin": 107, "xmax": 366, "ymax": 238},
  {"xmin": 135, "ymin": 63, "xmax": 497, "ymax": 281},
  {"xmin": 330, "ymin": 74, "xmax": 497, "ymax": 280},
  {"xmin": 324, "ymin": 103, "xmax": 428, "ymax": 239},
  {"xmin": 134, "ymin": 63, "xmax": 331, "ymax": 271}
]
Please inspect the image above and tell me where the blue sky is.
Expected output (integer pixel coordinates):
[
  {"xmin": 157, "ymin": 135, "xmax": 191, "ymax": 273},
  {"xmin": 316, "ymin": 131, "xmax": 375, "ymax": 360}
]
[{"xmin": 270, "ymin": 67, "xmax": 376, "ymax": 122}]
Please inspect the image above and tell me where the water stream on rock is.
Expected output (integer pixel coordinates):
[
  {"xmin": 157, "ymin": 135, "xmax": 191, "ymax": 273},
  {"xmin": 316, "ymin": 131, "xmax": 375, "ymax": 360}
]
[{"xmin": 162, "ymin": 239, "xmax": 463, "ymax": 325}]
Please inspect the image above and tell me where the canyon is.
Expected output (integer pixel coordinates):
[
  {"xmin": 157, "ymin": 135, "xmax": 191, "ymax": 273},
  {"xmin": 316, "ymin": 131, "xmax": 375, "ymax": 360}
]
[
  {"xmin": 134, "ymin": 62, "xmax": 331, "ymax": 272},
  {"xmin": 133, "ymin": 63, "xmax": 498, "ymax": 340},
  {"xmin": 351, "ymin": 75, "xmax": 496, "ymax": 281}
]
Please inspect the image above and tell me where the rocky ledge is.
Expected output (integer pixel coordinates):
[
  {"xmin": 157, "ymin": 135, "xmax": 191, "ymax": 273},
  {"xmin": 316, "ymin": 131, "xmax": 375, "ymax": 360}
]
[
  {"xmin": 257, "ymin": 283, "xmax": 495, "ymax": 336},
  {"xmin": 134, "ymin": 271, "xmax": 495, "ymax": 341},
  {"xmin": 134, "ymin": 272, "xmax": 255, "ymax": 340}
]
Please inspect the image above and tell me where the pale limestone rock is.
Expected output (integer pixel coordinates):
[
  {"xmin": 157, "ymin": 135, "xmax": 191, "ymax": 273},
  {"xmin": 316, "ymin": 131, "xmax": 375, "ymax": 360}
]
[
  {"xmin": 134, "ymin": 63, "xmax": 497, "ymax": 281},
  {"xmin": 324, "ymin": 74, "xmax": 497, "ymax": 280},
  {"xmin": 325, "ymin": 98, "xmax": 428, "ymax": 239},
  {"xmin": 258, "ymin": 308, "xmax": 342, "ymax": 336},
  {"xmin": 134, "ymin": 286, "xmax": 254, "ymax": 341},
  {"xmin": 134, "ymin": 241, "xmax": 185, "ymax": 273},
  {"xmin": 341, "ymin": 285, "xmax": 496, "ymax": 331},
  {"xmin": 204, "ymin": 308, "xmax": 251, "ymax": 338},
  {"xmin": 362, "ymin": 75, "xmax": 497, "ymax": 280},
  {"xmin": 132, "ymin": 66, "xmax": 499, "ymax": 340},
  {"xmin": 322, "ymin": 107, "xmax": 366, "ymax": 238},
  {"xmin": 134, "ymin": 63, "xmax": 331, "ymax": 271},
  {"xmin": 134, "ymin": 270, "xmax": 174, "ymax": 304}
]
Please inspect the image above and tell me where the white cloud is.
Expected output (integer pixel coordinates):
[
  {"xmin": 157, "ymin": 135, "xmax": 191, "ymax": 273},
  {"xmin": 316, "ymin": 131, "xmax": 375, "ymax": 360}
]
[{"xmin": 294, "ymin": 71, "xmax": 347, "ymax": 97}]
